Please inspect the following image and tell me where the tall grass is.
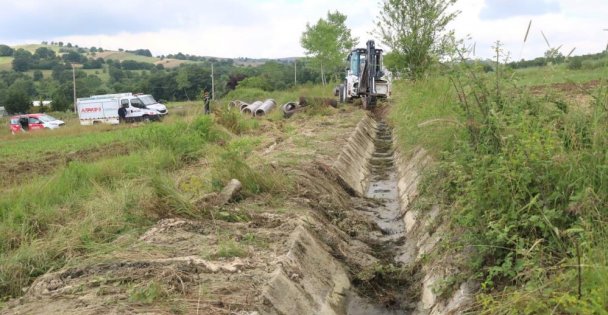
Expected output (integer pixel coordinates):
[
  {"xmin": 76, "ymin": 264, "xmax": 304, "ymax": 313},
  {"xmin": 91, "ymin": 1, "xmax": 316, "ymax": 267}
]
[
  {"xmin": 0, "ymin": 149, "xmax": 176, "ymax": 297},
  {"xmin": 390, "ymin": 60, "xmax": 608, "ymax": 312},
  {"xmin": 389, "ymin": 78, "xmax": 465, "ymax": 156},
  {"xmin": 0, "ymin": 115, "xmax": 232, "ymax": 299},
  {"xmin": 134, "ymin": 115, "xmax": 227, "ymax": 161}
]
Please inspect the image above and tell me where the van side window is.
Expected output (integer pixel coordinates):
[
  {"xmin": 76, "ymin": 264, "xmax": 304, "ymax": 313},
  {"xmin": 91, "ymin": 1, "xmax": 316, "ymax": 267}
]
[
  {"xmin": 121, "ymin": 99, "xmax": 129, "ymax": 107},
  {"xmin": 28, "ymin": 117, "xmax": 40, "ymax": 124},
  {"xmin": 130, "ymin": 98, "xmax": 144, "ymax": 108}
]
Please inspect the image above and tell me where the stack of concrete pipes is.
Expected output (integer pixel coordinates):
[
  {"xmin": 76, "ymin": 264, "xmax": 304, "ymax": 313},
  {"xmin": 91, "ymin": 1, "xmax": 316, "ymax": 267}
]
[{"xmin": 228, "ymin": 99, "xmax": 277, "ymax": 117}]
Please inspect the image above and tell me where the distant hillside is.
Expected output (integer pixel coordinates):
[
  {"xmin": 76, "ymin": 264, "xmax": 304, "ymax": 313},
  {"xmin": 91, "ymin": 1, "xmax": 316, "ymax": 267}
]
[
  {"xmin": 0, "ymin": 44, "xmax": 194, "ymax": 71},
  {"xmin": 0, "ymin": 43, "xmax": 300, "ymax": 71}
]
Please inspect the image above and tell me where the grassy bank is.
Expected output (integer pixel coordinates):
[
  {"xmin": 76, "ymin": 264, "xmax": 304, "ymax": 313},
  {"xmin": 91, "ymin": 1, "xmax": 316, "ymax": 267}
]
[
  {"xmin": 0, "ymin": 83, "xmax": 344, "ymax": 302},
  {"xmin": 390, "ymin": 64, "xmax": 608, "ymax": 313}
]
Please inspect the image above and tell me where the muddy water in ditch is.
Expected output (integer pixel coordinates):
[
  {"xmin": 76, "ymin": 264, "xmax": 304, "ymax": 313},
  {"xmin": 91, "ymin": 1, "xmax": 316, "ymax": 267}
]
[{"xmin": 346, "ymin": 121, "xmax": 409, "ymax": 315}]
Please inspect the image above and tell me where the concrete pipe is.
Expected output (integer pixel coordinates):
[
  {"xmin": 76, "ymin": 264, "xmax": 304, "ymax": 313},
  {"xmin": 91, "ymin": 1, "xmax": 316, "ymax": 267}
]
[
  {"xmin": 229, "ymin": 100, "xmax": 245, "ymax": 108},
  {"xmin": 239, "ymin": 101, "xmax": 251, "ymax": 111},
  {"xmin": 241, "ymin": 101, "xmax": 263, "ymax": 115},
  {"xmin": 281, "ymin": 101, "xmax": 299, "ymax": 118},
  {"xmin": 254, "ymin": 99, "xmax": 277, "ymax": 117}
]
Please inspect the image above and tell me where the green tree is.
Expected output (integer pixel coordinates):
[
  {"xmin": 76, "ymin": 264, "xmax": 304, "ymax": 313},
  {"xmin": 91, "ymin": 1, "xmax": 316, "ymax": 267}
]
[
  {"xmin": 51, "ymin": 84, "xmax": 72, "ymax": 112},
  {"xmin": 301, "ymin": 11, "xmax": 357, "ymax": 85},
  {"xmin": 375, "ymin": 0, "xmax": 459, "ymax": 79},
  {"xmin": 0, "ymin": 44, "xmax": 14, "ymax": 56},
  {"xmin": 63, "ymin": 51, "xmax": 85, "ymax": 63},
  {"xmin": 12, "ymin": 49, "xmax": 33, "ymax": 72},
  {"xmin": 34, "ymin": 47, "xmax": 56, "ymax": 59},
  {"xmin": 33, "ymin": 70, "xmax": 44, "ymax": 81},
  {"xmin": 237, "ymin": 76, "xmax": 271, "ymax": 91},
  {"xmin": 4, "ymin": 87, "xmax": 30, "ymax": 114}
]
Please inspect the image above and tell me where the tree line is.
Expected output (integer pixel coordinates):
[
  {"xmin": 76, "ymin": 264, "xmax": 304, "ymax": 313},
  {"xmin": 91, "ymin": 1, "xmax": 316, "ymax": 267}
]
[{"xmin": 0, "ymin": 45, "xmax": 326, "ymax": 114}]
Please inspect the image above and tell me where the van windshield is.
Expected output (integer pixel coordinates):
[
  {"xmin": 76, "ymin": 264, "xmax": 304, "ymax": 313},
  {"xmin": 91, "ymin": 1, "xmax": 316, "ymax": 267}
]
[
  {"xmin": 38, "ymin": 115, "xmax": 58, "ymax": 122},
  {"xmin": 130, "ymin": 98, "xmax": 146, "ymax": 108},
  {"xmin": 138, "ymin": 95, "xmax": 157, "ymax": 106}
]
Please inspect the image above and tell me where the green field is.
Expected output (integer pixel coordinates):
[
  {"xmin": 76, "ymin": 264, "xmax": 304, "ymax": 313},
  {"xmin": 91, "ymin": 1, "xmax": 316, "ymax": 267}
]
[{"xmin": 513, "ymin": 63, "xmax": 608, "ymax": 86}]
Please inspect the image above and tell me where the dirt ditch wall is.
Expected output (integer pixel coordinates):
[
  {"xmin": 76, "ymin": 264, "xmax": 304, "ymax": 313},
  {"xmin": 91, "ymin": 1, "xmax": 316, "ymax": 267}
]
[
  {"xmin": 332, "ymin": 115, "xmax": 377, "ymax": 196},
  {"xmin": 394, "ymin": 144, "xmax": 475, "ymax": 314},
  {"xmin": 263, "ymin": 114, "xmax": 474, "ymax": 314}
]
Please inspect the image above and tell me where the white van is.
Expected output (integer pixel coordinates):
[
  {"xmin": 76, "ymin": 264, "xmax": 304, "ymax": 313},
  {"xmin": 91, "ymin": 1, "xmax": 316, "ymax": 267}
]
[
  {"xmin": 77, "ymin": 94, "xmax": 161, "ymax": 125},
  {"xmin": 136, "ymin": 94, "xmax": 168, "ymax": 115}
]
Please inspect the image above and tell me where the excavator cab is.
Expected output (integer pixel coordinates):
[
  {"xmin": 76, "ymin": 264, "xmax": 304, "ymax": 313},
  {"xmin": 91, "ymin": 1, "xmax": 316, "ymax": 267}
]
[
  {"xmin": 347, "ymin": 49, "xmax": 366, "ymax": 77},
  {"xmin": 339, "ymin": 40, "xmax": 391, "ymax": 110}
]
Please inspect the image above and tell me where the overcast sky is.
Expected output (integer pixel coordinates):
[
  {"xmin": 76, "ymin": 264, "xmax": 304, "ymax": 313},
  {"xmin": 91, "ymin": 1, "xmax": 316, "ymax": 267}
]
[{"xmin": 0, "ymin": 0, "xmax": 606, "ymax": 60}]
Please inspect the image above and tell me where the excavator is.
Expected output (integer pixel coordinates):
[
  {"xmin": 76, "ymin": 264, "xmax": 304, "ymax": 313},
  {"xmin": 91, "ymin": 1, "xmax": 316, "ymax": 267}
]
[{"xmin": 336, "ymin": 40, "xmax": 391, "ymax": 109}]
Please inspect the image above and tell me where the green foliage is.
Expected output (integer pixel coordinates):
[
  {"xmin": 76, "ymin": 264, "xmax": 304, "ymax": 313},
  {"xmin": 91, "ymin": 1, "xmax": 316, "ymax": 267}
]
[
  {"xmin": 215, "ymin": 239, "xmax": 248, "ymax": 258},
  {"xmin": 391, "ymin": 55, "xmax": 608, "ymax": 312},
  {"xmin": 301, "ymin": 11, "xmax": 357, "ymax": 85},
  {"xmin": 375, "ymin": 0, "xmax": 459, "ymax": 79},
  {"xmin": 4, "ymin": 87, "xmax": 30, "ymax": 114},
  {"xmin": 211, "ymin": 146, "xmax": 290, "ymax": 196},
  {"xmin": 223, "ymin": 87, "xmax": 269, "ymax": 102},
  {"xmin": 235, "ymin": 76, "xmax": 270, "ymax": 91},
  {"xmin": 12, "ymin": 49, "xmax": 33, "ymax": 72},
  {"xmin": 0, "ymin": 150, "xmax": 176, "ymax": 297},
  {"xmin": 32, "ymin": 70, "xmax": 43, "ymax": 81},
  {"xmin": 0, "ymin": 44, "xmax": 14, "ymax": 57},
  {"xmin": 128, "ymin": 281, "xmax": 168, "ymax": 304},
  {"xmin": 135, "ymin": 115, "xmax": 226, "ymax": 161},
  {"xmin": 149, "ymin": 173, "xmax": 204, "ymax": 219},
  {"xmin": 215, "ymin": 106, "xmax": 260, "ymax": 135}
]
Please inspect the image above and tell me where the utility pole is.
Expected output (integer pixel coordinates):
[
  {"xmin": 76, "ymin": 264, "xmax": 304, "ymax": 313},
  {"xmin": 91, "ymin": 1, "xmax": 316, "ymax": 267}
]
[
  {"xmin": 210, "ymin": 63, "xmax": 215, "ymax": 100},
  {"xmin": 72, "ymin": 64, "xmax": 77, "ymax": 113}
]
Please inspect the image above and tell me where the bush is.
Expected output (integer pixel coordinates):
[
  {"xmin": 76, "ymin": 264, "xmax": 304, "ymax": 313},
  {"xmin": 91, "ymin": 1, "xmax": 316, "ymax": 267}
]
[
  {"xmin": 567, "ymin": 58, "xmax": 583, "ymax": 70},
  {"xmin": 135, "ymin": 115, "xmax": 226, "ymax": 161}
]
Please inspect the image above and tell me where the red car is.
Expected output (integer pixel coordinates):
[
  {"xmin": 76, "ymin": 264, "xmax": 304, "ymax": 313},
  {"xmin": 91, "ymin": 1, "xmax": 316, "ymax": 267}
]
[{"xmin": 9, "ymin": 114, "xmax": 65, "ymax": 134}]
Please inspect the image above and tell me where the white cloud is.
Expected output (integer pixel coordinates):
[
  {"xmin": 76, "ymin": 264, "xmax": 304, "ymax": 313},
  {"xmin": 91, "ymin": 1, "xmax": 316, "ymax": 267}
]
[
  {"xmin": 1, "ymin": 0, "xmax": 606, "ymax": 60},
  {"xmin": 453, "ymin": 0, "xmax": 608, "ymax": 60}
]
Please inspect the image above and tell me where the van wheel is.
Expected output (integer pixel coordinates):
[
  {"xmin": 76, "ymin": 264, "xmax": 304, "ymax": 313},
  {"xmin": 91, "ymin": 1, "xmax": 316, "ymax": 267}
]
[{"xmin": 142, "ymin": 115, "xmax": 151, "ymax": 123}]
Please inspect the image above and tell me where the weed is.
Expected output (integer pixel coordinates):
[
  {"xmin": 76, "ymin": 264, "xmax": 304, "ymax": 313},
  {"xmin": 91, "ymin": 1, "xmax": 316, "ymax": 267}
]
[
  {"xmin": 211, "ymin": 147, "xmax": 291, "ymax": 196},
  {"xmin": 240, "ymin": 232, "xmax": 268, "ymax": 249},
  {"xmin": 215, "ymin": 239, "xmax": 248, "ymax": 258},
  {"xmin": 128, "ymin": 281, "xmax": 168, "ymax": 304},
  {"xmin": 215, "ymin": 107, "xmax": 260, "ymax": 135},
  {"xmin": 148, "ymin": 173, "xmax": 206, "ymax": 219}
]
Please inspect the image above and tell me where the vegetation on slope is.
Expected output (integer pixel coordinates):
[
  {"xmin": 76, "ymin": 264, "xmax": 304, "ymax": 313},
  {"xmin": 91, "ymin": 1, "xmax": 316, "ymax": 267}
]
[{"xmin": 390, "ymin": 58, "xmax": 608, "ymax": 313}]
